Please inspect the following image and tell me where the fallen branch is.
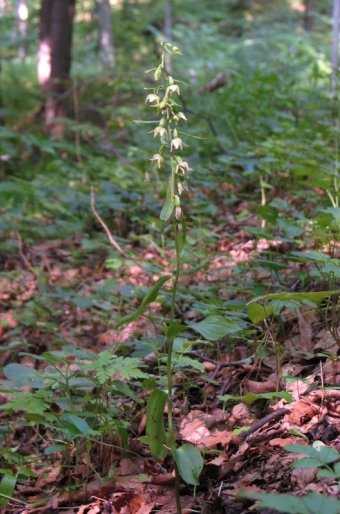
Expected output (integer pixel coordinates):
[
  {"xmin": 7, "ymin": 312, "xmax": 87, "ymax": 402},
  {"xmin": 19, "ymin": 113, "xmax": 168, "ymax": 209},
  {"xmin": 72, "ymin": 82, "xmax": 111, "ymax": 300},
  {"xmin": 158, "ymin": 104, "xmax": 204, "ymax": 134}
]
[
  {"xmin": 90, "ymin": 187, "xmax": 152, "ymax": 279},
  {"xmin": 238, "ymin": 408, "xmax": 289, "ymax": 441}
]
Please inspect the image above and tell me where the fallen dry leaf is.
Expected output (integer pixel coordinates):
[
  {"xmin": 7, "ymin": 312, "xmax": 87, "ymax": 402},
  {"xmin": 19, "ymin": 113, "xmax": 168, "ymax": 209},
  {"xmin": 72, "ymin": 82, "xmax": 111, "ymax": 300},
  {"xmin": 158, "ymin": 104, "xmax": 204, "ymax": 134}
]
[
  {"xmin": 286, "ymin": 399, "xmax": 321, "ymax": 425},
  {"xmin": 110, "ymin": 491, "xmax": 146, "ymax": 514}
]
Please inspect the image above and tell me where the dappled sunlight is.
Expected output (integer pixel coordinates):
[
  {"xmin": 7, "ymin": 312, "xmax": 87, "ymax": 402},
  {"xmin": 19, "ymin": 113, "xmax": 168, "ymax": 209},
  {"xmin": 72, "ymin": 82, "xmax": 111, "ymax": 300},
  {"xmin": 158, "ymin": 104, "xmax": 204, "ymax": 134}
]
[{"xmin": 2, "ymin": 0, "xmax": 340, "ymax": 510}]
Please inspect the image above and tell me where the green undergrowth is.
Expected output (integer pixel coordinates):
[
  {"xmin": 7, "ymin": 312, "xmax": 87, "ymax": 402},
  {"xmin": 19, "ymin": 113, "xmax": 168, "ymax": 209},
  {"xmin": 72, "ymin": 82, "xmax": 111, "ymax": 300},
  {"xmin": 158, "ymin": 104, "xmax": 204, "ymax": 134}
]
[{"xmin": 1, "ymin": 0, "xmax": 340, "ymax": 511}]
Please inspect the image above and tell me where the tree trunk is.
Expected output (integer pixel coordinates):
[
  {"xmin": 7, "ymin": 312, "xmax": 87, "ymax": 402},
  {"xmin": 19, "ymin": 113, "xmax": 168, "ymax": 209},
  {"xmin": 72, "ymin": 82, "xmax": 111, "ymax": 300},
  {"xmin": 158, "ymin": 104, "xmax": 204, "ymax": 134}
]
[
  {"xmin": 0, "ymin": 57, "xmax": 4, "ymax": 126},
  {"xmin": 16, "ymin": 0, "xmax": 28, "ymax": 59},
  {"xmin": 96, "ymin": 0, "xmax": 115, "ymax": 67},
  {"xmin": 37, "ymin": 0, "xmax": 76, "ymax": 137},
  {"xmin": 304, "ymin": 0, "xmax": 314, "ymax": 31},
  {"xmin": 331, "ymin": 0, "xmax": 340, "ymax": 95}
]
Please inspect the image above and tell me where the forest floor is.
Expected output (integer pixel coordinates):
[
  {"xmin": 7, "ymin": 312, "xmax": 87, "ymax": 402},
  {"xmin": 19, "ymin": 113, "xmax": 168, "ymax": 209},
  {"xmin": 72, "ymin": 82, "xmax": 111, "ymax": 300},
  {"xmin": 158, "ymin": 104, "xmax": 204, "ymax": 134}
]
[{"xmin": 1, "ymin": 187, "xmax": 340, "ymax": 514}]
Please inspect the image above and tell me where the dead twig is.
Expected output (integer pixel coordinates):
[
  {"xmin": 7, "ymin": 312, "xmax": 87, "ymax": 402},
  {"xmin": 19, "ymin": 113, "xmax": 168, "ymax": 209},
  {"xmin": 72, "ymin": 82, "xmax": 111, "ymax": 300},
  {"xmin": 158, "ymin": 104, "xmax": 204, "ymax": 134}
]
[
  {"xmin": 90, "ymin": 187, "xmax": 152, "ymax": 279},
  {"xmin": 16, "ymin": 232, "xmax": 37, "ymax": 276},
  {"xmin": 238, "ymin": 408, "xmax": 289, "ymax": 441}
]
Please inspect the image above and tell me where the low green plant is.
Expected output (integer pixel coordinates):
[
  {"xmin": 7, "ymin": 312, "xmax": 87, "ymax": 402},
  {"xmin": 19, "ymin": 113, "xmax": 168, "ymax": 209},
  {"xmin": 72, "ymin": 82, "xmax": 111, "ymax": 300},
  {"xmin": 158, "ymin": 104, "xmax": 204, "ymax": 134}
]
[
  {"xmin": 123, "ymin": 41, "xmax": 204, "ymax": 513},
  {"xmin": 242, "ymin": 435, "xmax": 340, "ymax": 513},
  {"xmin": 218, "ymin": 390, "xmax": 293, "ymax": 410},
  {"xmin": 243, "ymin": 491, "xmax": 340, "ymax": 514},
  {"xmin": 286, "ymin": 440, "xmax": 340, "ymax": 483},
  {"xmin": 0, "ymin": 346, "xmax": 149, "ymax": 505},
  {"xmin": 247, "ymin": 248, "xmax": 340, "ymax": 351},
  {"xmin": 0, "ymin": 447, "xmax": 37, "ymax": 507}
]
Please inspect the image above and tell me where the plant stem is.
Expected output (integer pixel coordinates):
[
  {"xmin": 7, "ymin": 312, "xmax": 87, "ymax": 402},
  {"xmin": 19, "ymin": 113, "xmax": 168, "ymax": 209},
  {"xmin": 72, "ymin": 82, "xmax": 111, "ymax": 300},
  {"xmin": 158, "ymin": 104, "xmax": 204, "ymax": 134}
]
[{"xmin": 167, "ymin": 223, "xmax": 182, "ymax": 514}]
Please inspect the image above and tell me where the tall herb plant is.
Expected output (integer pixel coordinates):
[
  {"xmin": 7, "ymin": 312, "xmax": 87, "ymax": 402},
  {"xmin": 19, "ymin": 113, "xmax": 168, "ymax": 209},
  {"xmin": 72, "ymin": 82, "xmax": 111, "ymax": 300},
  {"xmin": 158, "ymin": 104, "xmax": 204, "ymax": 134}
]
[{"xmin": 117, "ymin": 42, "xmax": 203, "ymax": 513}]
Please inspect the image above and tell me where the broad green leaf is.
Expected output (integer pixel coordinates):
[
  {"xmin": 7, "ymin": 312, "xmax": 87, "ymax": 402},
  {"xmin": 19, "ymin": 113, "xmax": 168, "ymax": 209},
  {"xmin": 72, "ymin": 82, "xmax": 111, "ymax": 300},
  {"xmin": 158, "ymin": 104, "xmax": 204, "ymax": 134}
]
[
  {"xmin": 190, "ymin": 315, "xmax": 240, "ymax": 341},
  {"xmin": 172, "ymin": 337, "xmax": 192, "ymax": 353},
  {"xmin": 286, "ymin": 441, "xmax": 339, "ymax": 465},
  {"xmin": 3, "ymin": 364, "xmax": 46, "ymax": 389},
  {"xmin": 160, "ymin": 198, "xmax": 176, "ymax": 221},
  {"xmin": 172, "ymin": 356, "xmax": 204, "ymax": 372},
  {"xmin": 172, "ymin": 444, "xmax": 203, "ymax": 485},
  {"xmin": 333, "ymin": 461, "xmax": 340, "ymax": 475},
  {"xmin": 291, "ymin": 457, "xmax": 325, "ymax": 468},
  {"xmin": 92, "ymin": 299, "xmax": 116, "ymax": 311},
  {"xmin": 254, "ymin": 259, "xmax": 290, "ymax": 271},
  {"xmin": 140, "ymin": 275, "xmax": 172, "ymax": 309},
  {"xmin": 112, "ymin": 380, "xmax": 142, "ymax": 404},
  {"xmin": 317, "ymin": 469, "xmax": 336, "ymax": 478},
  {"xmin": 0, "ymin": 474, "xmax": 16, "ymax": 506},
  {"xmin": 218, "ymin": 391, "xmax": 292, "ymax": 407},
  {"xmin": 321, "ymin": 262, "xmax": 340, "ymax": 278},
  {"xmin": 71, "ymin": 296, "xmax": 94, "ymax": 309},
  {"xmin": 17, "ymin": 468, "xmax": 38, "ymax": 478},
  {"xmin": 247, "ymin": 302, "xmax": 274, "ymax": 323},
  {"xmin": 244, "ymin": 491, "xmax": 340, "ymax": 514},
  {"xmin": 163, "ymin": 323, "xmax": 187, "ymax": 341},
  {"xmin": 146, "ymin": 390, "xmax": 167, "ymax": 458},
  {"xmin": 320, "ymin": 207, "xmax": 340, "ymax": 226},
  {"xmin": 45, "ymin": 444, "xmax": 68, "ymax": 455},
  {"xmin": 256, "ymin": 204, "xmax": 278, "ymax": 223},
  {"xmin": 62, "ymin": 414, "xmax": 93, "ymax": 438},
  {"xmin": 248, "ymin": 290, "xmax": 340, "ymax": 308}
]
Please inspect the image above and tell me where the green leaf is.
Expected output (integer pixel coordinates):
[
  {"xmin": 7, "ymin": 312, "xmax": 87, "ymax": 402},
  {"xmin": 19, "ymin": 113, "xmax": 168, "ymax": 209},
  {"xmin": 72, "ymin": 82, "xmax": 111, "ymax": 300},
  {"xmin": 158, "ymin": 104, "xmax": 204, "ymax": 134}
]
[
  {"xmin": 288, "ymin": 428, "xmax": 308, "ymax": 441},
  {"xmin": 256, "ymin": 204, "xmax": 278, "ymax": 223},
  {"xmin": 289, "ymin": 250, "xmax": 330, "ymax": 262},
  {"xmin": 254, "ymin": 259, "xmax": 290, "ymax": 271},
  {"xmin": 160, "ymin": 198, "xmax": 176, "ymax": 221},
  {"xmin": 286, "ymin": 441, "xmax": 339, "ymax": 465},
  {"xmin": 317, "ymin": 469, "xmax": 336, "ymax": 478},
  {"xmin": 0, "ymin": 474, "xmax": 16, "ymax": 506},
  {"xmin": 163, "ymin": 322, "xmax": 187, "ymax": 341},
  {"xmin": 0, "ymin": 390, "xmax": 53, "ymax": 415},
  {"xmin": 83, "ymin": 352, "xmax": 148, "ymax": 384},
  {"xmin": 115, "ymin": 309, "xmax": 142, "ymax": 329},
  {"xmin": 244, "ymin": 491, "xmax": 340, "ymax": 514},
  {"xmin": 146, "ymin": 389, "xmax": 167, "ymax": 458},
  {"xmin": 92, "ymin": 299, "xmax": 116, "ymax": 311},
  {"xmin": 115, "ymin": 275, "xmax": 171, "ymax": 329},
  {"xmin": 247, "ymin": 302, "xmax": 274, "ymax": 323},
  {"xmin": 189, "ymin": 315, "xmax": 240, "ymax": 341},
  {"xmin": 62, "ymin": 414, "xmax": 93, "ymax": 437},
  {"xmin": 112, "ymin": 380, "xmax": 142, "ymax": 404},
  {"xmin": 17, "ymin": 468, "xmax": 38, "ymax": 478},
  {"xmin": 248, "ymin": 290, "xmax": 340, "ymax": 309},
  {"xmin": 45, "ymin": 444, "xmax": 68, "ymax": 455},
  {"xmin": 333, "ymin": 461, "xmax": 340, "ymax": 475},
  {"xmin": 321, "ymin": 262, "xmax": 340, "ymax": 278},
  {"xmin": 172, "ymin": 356, "xmax": 204, "ymax": 372},
  {"xmin": 291, "ymin": 457, "xmax": 325, "ymax": 468},
  {"xmin": 172, "ymin": 444, "xmax": 203, "ymax": 485},
  {"xmin": 3, "ymin": 364, "xmax": 46, "ymax": 389},
  {"xmin": 218, "ymin": 391, "xmax": 292, "ymax": 407},
  {"xmin": 140, "ymin": 275, "xmax": 172, "ymax": 310},
  {"xmin": 72, "ymin": 296, "xmax": 94, "ymax": 309}
]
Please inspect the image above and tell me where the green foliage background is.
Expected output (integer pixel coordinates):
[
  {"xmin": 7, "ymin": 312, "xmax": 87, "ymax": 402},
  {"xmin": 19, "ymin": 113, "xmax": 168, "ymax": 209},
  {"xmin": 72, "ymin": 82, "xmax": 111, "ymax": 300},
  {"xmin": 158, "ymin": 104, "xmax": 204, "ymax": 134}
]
[{"xmin": 2, "ymin": 0, "xmax": 340, "ymax": 510}]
